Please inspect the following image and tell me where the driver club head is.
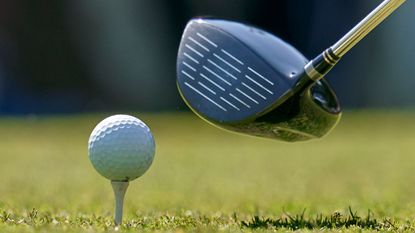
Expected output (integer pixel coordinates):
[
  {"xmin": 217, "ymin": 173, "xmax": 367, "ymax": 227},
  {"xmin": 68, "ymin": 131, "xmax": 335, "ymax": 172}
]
[{"xmin": 177, "ymin": 18, "xmax": 341, "ymax": 142}]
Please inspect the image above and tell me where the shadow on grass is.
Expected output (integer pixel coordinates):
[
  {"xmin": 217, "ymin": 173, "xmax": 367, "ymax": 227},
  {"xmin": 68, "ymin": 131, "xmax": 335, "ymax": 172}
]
[{"xmin": 242, "ymin": 207, "xmax": 398, "ymax": 231}]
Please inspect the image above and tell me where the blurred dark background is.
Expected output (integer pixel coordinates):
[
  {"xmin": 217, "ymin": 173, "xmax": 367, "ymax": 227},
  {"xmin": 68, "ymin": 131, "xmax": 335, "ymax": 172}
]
[{"xmin": 0, "ymin": 0, "xmax": 413, "ymax": 114}]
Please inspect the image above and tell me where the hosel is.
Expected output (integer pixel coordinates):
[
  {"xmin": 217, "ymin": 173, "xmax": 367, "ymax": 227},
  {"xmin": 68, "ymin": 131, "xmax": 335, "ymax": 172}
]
[
  {"xmin": 304, "ymin": 48, "xmax": 340, "ymax": 82},
  {"xmin": 291, "ymin": 48, "xmax": 340, "ymax": 95}
]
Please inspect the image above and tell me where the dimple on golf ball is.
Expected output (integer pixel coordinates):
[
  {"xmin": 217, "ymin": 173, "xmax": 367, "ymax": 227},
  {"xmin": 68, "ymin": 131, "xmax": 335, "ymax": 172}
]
[{"xmin": 88, "ymin": 115, "xmax": 155, "ymax": 181}]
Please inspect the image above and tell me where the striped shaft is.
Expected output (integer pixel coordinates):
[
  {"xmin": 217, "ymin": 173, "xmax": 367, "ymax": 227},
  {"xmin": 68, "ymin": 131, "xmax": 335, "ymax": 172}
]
[{"xmin": 305, "ymin": 0, "xmax": 406, "ymax": 81}]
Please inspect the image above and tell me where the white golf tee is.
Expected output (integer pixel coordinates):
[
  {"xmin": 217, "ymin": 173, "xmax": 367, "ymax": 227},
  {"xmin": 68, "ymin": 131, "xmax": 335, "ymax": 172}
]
[{"xmin": 111, "ymin": 181, "xmax": 129, "ymax": 225}]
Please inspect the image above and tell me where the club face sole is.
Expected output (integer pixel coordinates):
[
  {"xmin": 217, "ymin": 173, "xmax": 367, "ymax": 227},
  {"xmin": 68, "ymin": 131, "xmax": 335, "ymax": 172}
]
[{"xmin": 220, "ymin": 79, "xmax": 342, "ymax": 141}]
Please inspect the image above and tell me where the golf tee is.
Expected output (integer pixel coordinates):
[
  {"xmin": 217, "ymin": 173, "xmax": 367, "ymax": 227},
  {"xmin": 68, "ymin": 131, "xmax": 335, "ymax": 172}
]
[{"xmin": 111, "ymin": 181, "xmax": 129, "ymax": 225}]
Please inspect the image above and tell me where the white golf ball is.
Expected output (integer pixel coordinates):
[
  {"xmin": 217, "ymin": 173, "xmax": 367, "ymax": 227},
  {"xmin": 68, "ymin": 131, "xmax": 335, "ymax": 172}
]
[{"xmin": 88, "ymin": 115, "xmax": 155, "ymax": 181}]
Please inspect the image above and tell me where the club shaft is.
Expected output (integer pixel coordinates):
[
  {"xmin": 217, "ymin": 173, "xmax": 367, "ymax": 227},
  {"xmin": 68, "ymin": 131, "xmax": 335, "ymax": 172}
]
[
  {"xmin": 303, "ymin": 0, "xmax": 405, "ymax": 82},
  {"xmin": 332, "ymin": 0, "xmax": 406, "ymax": 58}
]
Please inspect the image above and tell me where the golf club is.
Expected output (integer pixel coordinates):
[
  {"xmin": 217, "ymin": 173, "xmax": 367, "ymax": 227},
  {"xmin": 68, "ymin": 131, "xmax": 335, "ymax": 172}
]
[{"xmin": 177, "ymin": 0, "xmax": 406, "ymax": 141}]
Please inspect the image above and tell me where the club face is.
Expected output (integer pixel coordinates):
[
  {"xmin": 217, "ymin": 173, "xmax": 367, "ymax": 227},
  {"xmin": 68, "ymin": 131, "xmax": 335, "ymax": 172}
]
[
  {"xmin": 177, "ymin": 18, "xmax": 342, "ymax": 141},
  {"xmin": 177, "ymin": 18, "xmax": 308, "ymax": 124}
]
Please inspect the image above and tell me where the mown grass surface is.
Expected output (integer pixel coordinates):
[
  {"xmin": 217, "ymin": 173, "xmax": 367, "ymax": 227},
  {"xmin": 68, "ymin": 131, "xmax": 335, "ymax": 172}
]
[{"xmin": 1, "ymin": 111, "xmax": 415, "ymax": 232}]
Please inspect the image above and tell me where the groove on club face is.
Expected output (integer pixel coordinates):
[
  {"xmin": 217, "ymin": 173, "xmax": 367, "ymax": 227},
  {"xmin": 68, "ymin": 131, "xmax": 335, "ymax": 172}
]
[{"xmin": 177, "ymin": 19, "xmax": 298, "ymax": 124}]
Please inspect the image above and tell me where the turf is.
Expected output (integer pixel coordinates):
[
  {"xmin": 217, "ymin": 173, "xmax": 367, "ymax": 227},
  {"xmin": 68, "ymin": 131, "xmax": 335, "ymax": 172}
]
[{"xmin": 1, "ymin": 111, "xmax": 415, "ymax": 232}]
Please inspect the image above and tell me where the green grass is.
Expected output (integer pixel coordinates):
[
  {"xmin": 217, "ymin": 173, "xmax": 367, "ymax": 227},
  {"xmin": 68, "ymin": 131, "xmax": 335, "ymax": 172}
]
[{"xmin": 1, "ymin": 111, "xmax": 415, "ymax": 232}]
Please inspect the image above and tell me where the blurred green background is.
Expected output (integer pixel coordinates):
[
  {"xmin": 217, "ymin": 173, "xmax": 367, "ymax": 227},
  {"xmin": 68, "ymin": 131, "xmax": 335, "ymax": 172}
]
[
  {"xmin": 1, "ymin": 112, "xmax": 415, "ymax": 231},
  {"xmin": 0, "ymin": 0, "xmax": 413, "ymax": 114}
]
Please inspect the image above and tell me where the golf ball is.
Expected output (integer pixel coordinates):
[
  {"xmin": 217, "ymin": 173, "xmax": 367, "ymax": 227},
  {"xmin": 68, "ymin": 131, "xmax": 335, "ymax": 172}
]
[{"xmin": 88, "ymin": 115, "xmax": 155, "ymax": 181}]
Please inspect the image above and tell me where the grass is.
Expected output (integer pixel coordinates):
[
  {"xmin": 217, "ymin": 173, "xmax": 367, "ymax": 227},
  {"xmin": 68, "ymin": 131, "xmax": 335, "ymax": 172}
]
[{"xmin": 1, "ymin": 111, "xmax": 415, "ymax": 232}]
